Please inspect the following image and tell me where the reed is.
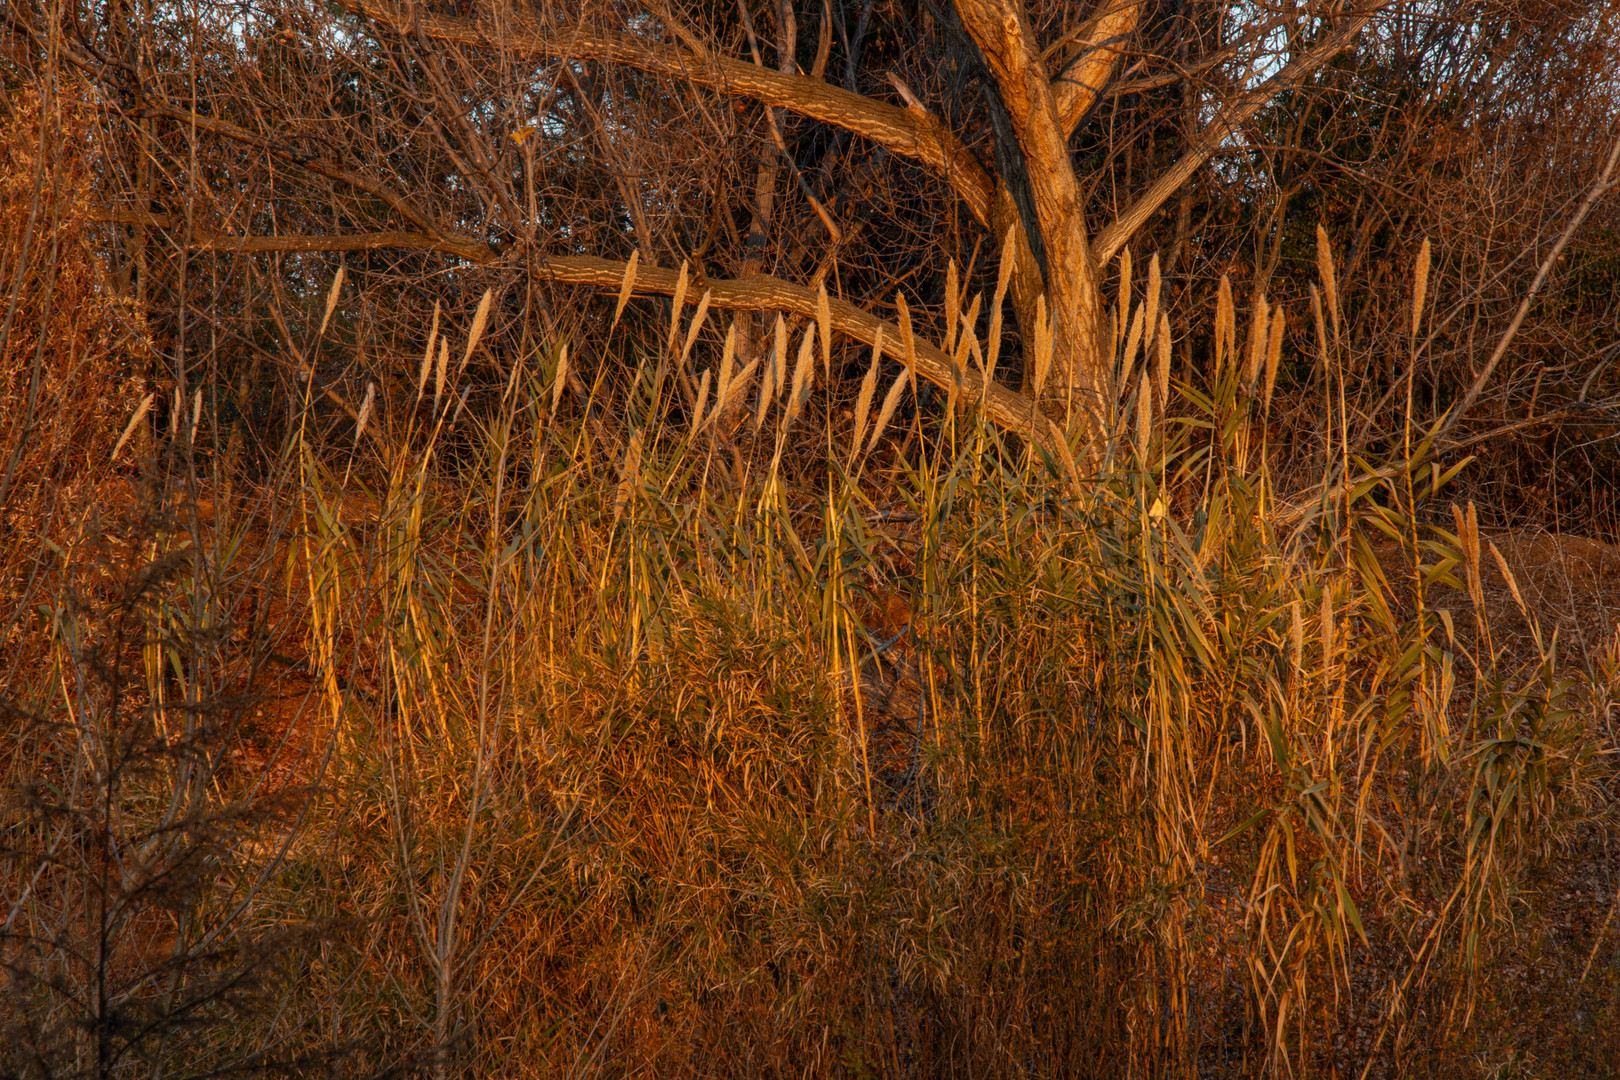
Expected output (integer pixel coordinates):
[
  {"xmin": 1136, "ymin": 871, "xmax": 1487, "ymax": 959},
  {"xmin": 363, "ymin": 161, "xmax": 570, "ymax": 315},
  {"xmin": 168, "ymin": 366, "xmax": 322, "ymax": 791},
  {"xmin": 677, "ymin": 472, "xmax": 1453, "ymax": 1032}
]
[{"xmin": 5, "ymin": 216, "xmax": 1616, "ymax": 1079}]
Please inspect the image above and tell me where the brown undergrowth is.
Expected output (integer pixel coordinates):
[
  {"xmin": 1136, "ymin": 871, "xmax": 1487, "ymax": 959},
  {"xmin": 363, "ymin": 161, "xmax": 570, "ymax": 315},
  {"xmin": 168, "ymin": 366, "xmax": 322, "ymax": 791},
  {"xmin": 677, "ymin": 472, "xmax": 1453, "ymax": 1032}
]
[
  {"xmin": 212, "ymin": 283, "xmax": 1617, "ymax": 1077},
  {"xmin": 2, "ymin": 87, "xmax": 1618, "ymax": 1074}
]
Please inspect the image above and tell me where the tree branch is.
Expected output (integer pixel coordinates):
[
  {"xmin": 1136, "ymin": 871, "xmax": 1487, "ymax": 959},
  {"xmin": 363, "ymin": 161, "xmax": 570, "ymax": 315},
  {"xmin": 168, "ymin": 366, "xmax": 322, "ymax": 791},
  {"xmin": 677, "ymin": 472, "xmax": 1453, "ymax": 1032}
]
[
  {"xmin": 538, "ymin": 257, "xmax": 1070, "ymax": 457},
  {"xmin": 955, "ymin": 0, "xmax": 1104, "ymax": 401},
  {"xmin": 97, "ymin": 209, "xmax": 497, "ymax": 261},
  {"xmin": 1051, "ymin": 1, "xmax": 1143, "ymax": 137},
  {"xmin": 98, "ymin": 216, "xmax": 1067, "ymax": 458},
  {"xmin": 1091, "ymin": 6, "xmax": 1384, "ymax": 264},
  {"xmin": 343, "ymin": 0, "xmax": 997, "ymax": 225},
  {"xmin": 954, "ymin": 0, "xmax": 1083, "ymax": 232},
  {"xmin": 1448, "ymin": 133, "xmax": 1620, "ymax": 428},
  {"xmin": 138, "ymin": 104, "xmax": 454, "ymax": 242}
]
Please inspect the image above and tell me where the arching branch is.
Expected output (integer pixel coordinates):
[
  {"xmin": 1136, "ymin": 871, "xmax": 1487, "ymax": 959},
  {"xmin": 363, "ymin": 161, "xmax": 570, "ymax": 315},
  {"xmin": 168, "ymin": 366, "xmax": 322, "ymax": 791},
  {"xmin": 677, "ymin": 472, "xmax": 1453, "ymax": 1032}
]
[
  {"xmin": 343, "ymin": 0, "xmax": 997, "ymax": 225},
  {"xmin": 539, "ymin": 255, "xmax": 1065, "ymax": 457},
  {"xmin": 96, "ymin": 213, "xmax": 1069, "ymax": 459}
]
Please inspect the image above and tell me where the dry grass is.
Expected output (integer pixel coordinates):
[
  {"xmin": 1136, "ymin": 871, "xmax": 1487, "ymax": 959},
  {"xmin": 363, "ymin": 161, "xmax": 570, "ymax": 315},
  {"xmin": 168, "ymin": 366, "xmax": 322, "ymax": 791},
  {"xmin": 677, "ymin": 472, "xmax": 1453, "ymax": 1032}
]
[
  {"xmin": 244, "ymin": 267, "xmax": 1620, "ymax": 1075},
  {"xmin": 2, "ymin": 130, "xmax": 1617, "ymax": 1076}
]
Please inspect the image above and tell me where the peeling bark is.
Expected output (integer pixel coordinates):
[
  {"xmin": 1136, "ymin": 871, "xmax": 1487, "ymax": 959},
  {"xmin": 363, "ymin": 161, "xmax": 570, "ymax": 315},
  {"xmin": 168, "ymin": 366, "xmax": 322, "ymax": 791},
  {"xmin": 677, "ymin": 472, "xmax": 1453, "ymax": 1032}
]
[{"xmin": 955, "ymin": 0, "xmax": 1105, "ymax": 423}]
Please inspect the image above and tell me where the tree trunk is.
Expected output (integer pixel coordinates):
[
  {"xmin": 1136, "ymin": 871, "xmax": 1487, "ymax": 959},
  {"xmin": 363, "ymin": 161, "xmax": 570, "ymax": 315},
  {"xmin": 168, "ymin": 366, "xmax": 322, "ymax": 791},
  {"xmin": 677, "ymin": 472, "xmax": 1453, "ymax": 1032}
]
[{"xmin": 957, "ymin": 0, "xmax": 1109, "ymax": 430}]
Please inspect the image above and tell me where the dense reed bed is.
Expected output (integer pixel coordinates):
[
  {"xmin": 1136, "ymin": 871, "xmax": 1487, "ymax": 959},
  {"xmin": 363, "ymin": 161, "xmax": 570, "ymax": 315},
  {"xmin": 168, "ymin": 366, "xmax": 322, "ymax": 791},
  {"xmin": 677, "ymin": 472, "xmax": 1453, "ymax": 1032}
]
[
  {"xmin": 7, "ymin": 231, "xmax": 1618, "ymax": 1079},
  {"xmin": 1, "ymin": 87, "xmax": 1616, "ymax": 1079}
]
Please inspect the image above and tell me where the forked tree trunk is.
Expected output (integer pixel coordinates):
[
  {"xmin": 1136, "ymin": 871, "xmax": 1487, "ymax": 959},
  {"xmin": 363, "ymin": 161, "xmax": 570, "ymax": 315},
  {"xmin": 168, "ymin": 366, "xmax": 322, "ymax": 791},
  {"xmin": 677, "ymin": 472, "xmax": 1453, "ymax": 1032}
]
[
  {"xmin": 871, "ymin": 0, "xmax": 1135, "ymax": 433},
  {"xmin": 954, "ymin": 0, "xmax": 1136, "ymax": 431}
]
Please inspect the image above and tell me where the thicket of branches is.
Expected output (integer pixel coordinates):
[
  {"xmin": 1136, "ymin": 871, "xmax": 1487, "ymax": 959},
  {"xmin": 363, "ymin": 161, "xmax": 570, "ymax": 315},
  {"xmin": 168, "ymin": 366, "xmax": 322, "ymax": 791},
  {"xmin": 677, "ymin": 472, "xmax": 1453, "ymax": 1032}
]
[
  {"xmin": 3, "ymin": 0, "xmax": 1618, "ymax": 515},
  {"xmin": 4, "ymin": 2, "xmax": 1620, "ymax": 1078}
]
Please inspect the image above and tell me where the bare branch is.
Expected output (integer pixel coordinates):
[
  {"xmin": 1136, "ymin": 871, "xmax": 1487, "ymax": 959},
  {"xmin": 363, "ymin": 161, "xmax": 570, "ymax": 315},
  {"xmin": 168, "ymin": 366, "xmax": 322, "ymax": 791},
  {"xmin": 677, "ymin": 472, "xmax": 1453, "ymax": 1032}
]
[
  {"xmin": 139, "ymin": 104, "xmax": 453, "ymax": 241},
  {"xmin": 102, "ymin": 214, "xmax": 1066, "ymax": 456},
  {"xmin": 95, "ymin": 210, "xmax": 498, "ymax": 261},
  {"xmin": 1447, "ymin": 134, "xmax": 1620, "ymax": 427},
  {"xmin": 538, "ymin": 257, "xmax": 1069, "ymax": 457},
  {"xmin": 1091, "ymin": 6, "xmax": 1385, "ymax": 264},
  {"xmin": 344, "ymin": 0, "xmax": 997, "ymax": 225}
]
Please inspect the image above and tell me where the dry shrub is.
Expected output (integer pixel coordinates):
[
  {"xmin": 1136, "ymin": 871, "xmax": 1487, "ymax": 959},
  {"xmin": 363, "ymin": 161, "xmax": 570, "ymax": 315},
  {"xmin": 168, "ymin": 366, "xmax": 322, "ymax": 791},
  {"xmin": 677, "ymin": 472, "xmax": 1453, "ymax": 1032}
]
[
  {"xmin": 258, "ymin": 290, "xmax": 1616, "ymax": 1077},
  {"xmin": 0, "ymin": 83, "xmax": 346, "ymax": 1080},
  {"xmin": 0, "ymin": 81, "xmax": 151, "ymax": 677}
]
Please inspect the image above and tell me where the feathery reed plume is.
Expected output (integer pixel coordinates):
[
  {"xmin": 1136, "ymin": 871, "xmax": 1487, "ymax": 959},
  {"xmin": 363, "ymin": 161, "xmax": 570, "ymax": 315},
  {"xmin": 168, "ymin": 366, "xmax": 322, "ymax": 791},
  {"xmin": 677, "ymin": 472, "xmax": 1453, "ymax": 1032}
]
[
  {"xmin": 680, "ymin": 289, "xmax": 713, "ymax": 371},
  {"xmin": 950, "ymin": 297, "xmax": 980, "ymax": 415},
  {"xmin": 759, "ymin": 318, "xmax": 779, "ymax": 413},
  {"xmin": 962, "ymin": 322, "xmax": 986, "ymax": 382},
  {"xmin": 1215, "ymin": 276, "xmax": 1235, "ymax": 376},
  {"xmin": 171, "ymin": 387, "xmax": 181, "ymax": 436},
  {"xmin": 459, "ymin": 288, "xmax": 493, "ymax": 377},
  {"xmin": 947, "ymin": 294, "xmax": 978, "ymax": 414},
  {"xmin": 1244, "ymin": 296, "xmax": 1269, "ymax": 392},
  {"xmin": 1320, "ymin": 590, "xmax": 1336, "ymax": 670},
  {"xmin": 612, "ymin": 249, "xmax": 639, "ymax": 329},
  {"xmin": 960, "ymin": 292, "xmax": 982, "ymax": 355},
  {"xmin": 781, "ymin": 324, "xmax": 816, "ymax": 433},
  {"xmin": 1121, "ymin": 304, "xmax": 1145, "ymax": 397},
  {"xmin": 693, "ymin": 369, "xmax": 712, "ymax": 427},
  {"xmin": 613, "ymin": 429, "xmax": 643, "ymax": 524},
  {"xmin": 1117, "ymin": 247, "xmax": 1133, "ymax": 324},
  {"xmin": 355, "ymin": 382, "xmax": 374, "ymax": 445},
  {"xmin": 1489, "ymin": 540, "xmax": 1529, "ymax": 619},
  {"xmin": 319, "ymin": 266, "xmax": 345, "ymax": 336},
  {"xmin": 755, "ymin": 316, "xmax": 787, "ymax": 432},
  {"xmin": 667, "ymin": 262, "xmax": 690, "ymax": 355},
  {"xmin": 896, "ymin": 292, "xmax": 918, "ymax": 384},
  {"xmin": 416, "ymin": 301, "xmax": 441, "ymax": 402},
  {"xmin": 1451, "ymin": 500, "xmax": 1485, "ymax": 612},
  {"xmin": 713, "ymin": 323, "xmax": 737, "ymax": 415},
  {"xmin": 111, "ymin": 393, "xmax": 154, "ymax": 462},
  {"xmin": 817, "ymin": 283, "xmax": 832, "ymax": 379},
  {"xmin": 867, "ymin": 368, "xmax": 910, "ymax": 453},
  {"xmin": 772, "ymin": 314, "xmax": 788, "ymax": 405},
  {"xmin": 851, "ymin": 328, "xmax": 882, "ymax": 456},
  {"xmin": 1134, "ymin": 373, "xmax": 1152, "ymax": 461},
  {"xmin": 1144, "ymin": 253, "xmax": 1162, "ymax": 351},
  {"xmin": 551, "ymin": 343, "xmax": 570, "ymax": 412},
  {"xmin": 720, "ymin": 357, "xmax": 761, "ymax": 421},
  {"xmin": 434, "ymin": 337, "xmax": 449, "ymax": 414},
  {"xmin": 1316, "ymin": 224, "xmax": 1340, "ymax": 345},
  {"xmin": 1032, "ymin": 294, "xmax": 1052, "ymax": 397},
  {"xmin": 754, "ymin": 364, "xmax": 775, "ymax": 433},
  {"xmin": 1156, "ymin": 313, "xmax": 1172, "ymax": 406},
  {"xmin": 988, "ymin": 226, "xmax": 1017, "ymax": 380},
  {"xmin": 1264, "ymin": 306, "xmax": 1285, "ymax": 412},
  {"xmin": 1412, "ymin": 237, "xmax": 1432, "ymax": 337},
  {"xmin": 944, "ymin": 260, "xmax": 959, "ymax": 356},
  {"xmin": 189, "ymin": 389, "xmax": 202, "ymax": 444}
]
